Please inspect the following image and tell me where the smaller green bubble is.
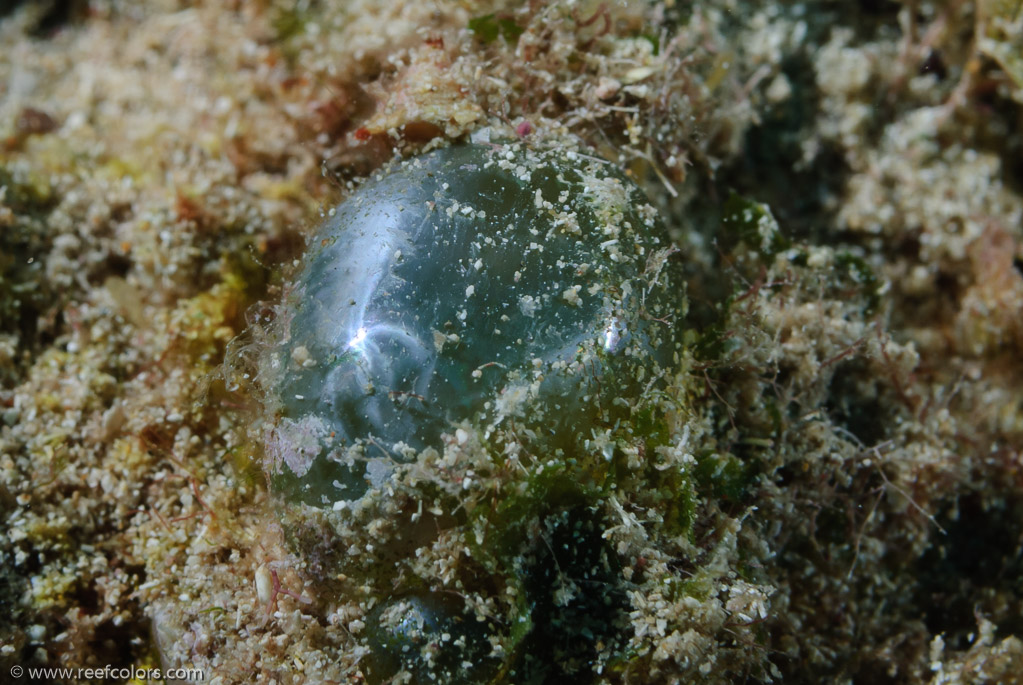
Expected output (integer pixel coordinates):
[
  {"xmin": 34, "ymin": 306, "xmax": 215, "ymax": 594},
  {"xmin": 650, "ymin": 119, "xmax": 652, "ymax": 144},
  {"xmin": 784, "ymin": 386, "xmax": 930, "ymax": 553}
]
[{"xmin": 363, "ymin": 592, "xmax": 497, "ymax": 684}]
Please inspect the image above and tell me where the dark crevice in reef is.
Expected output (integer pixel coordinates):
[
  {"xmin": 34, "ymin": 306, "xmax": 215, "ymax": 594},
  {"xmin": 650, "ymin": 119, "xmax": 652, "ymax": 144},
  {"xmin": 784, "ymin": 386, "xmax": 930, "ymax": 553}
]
[
  {"xmin": 915, "ymin": 492, "xmax": 1023, "ymax": 651},
  {"xmin": 0, "ymin": 0, "xmax": 89, "ymax": 37},
  {"xmin": 803, "ymin": 0, "xmax": 904, "ymax": 42},
  {"xmin": 825, "ymin": 359, "xmax": 892, "ymax": 447},
  {"xmin": 718, "ymin": 51, "xmax": 849, "ymax": 247},
  {"xmin": 974, "ymin": 83, "xmax": 1023, "ymax": 202},
  {"xmin": 511, "ymin": 506, "xmax": 630, "ymax": 684}
]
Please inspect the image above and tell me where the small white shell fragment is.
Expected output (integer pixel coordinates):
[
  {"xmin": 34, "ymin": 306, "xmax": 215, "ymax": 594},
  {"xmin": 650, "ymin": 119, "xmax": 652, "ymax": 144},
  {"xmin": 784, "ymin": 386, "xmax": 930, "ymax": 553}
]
[
  {"xmin": 255, "ymin": 564, "xmax": 272, "ymax": 605},
  {"xmin": 291, "ymin": 345, "xmax": 316, "ymax": 368}
]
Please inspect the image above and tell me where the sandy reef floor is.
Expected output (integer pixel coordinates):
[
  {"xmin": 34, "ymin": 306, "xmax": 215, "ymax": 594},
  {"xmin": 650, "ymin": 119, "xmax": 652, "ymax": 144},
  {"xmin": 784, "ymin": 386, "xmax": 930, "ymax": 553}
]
[{"xmin": 2, "ymin": 0, "xmax": 1023, "ymax": 683}]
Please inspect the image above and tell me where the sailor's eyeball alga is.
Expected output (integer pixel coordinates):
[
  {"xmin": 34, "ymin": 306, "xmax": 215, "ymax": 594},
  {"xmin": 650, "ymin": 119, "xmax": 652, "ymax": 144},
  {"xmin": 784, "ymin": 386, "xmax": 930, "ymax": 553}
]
[
  {"xmin": 262, "ymin": 141, "xmax": 682, "ymax": 506},
  {"xmin": 362, "ymin": 592, "xmax": 496, "ymax": 683}
]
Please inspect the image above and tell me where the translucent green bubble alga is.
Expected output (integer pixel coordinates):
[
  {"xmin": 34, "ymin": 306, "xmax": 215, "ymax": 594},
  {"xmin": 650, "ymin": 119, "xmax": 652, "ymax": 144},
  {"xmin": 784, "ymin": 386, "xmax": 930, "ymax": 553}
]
[{"xmin": 264, "ymin": 141, "xmax": 683, "ymax": 506}]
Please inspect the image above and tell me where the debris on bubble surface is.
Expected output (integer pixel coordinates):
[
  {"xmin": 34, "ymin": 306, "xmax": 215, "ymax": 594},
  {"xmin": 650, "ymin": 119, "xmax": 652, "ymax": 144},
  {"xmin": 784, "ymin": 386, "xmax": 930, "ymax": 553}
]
[
  {"xmin": 263, "ymin": 141, "xmax": 681, "ymax": 507},
  {"xmin": 1, "ymin": 1, "xmax": 1023, "ymax": 684}
]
